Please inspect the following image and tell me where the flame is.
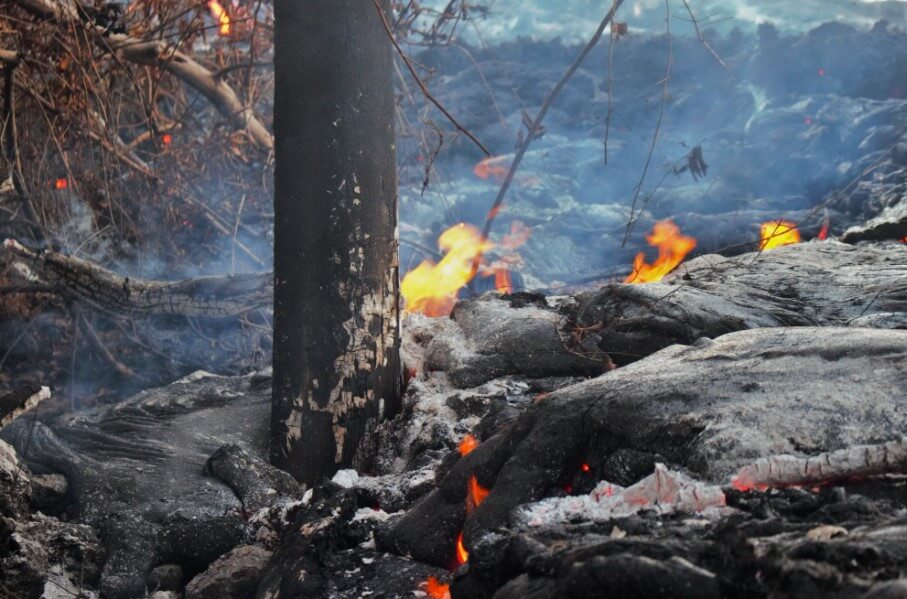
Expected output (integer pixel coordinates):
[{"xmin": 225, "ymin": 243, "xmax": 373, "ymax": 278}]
[
  {"xmin": 625, "ymin": 220, "xmax": 697, "ymax": 284},
  {"xmin": 54, "ymin": 178, "xmax": 68, "ymax": 190},
  {"xmin": 494, "ymin": 269, "xmax": 512, "ymax": 294},
  {"xmin": 818, "ymin": 212, "xmax": 830, "ymax": 240},
  {"xmin": 468, "ymin": 475, "xmax": 489, "ymax": 511},
  {"xmin": 759, "ymin": 220, "xmax": 801, "ymax": 251},
  {"xmin": 458, "ymin": 434, "xmax": 479, "ymax": 457},
  {"xmin": 473, "ymin": 155, "xmax": 509, "ymax": 182},
  {"xmin": 400, "ymin": 224, "xmax": 493, "ymax": 317},
  {"xmin": 208, "ymin": 0, "xmax": 231, "ymax": 35},
  {"xmin": 424, "ymin": 577, "xmax": 451, "ymax": 599},
  {"xmin": 456, "ymin": 533, "xmax": 469, "ymax": 565}
]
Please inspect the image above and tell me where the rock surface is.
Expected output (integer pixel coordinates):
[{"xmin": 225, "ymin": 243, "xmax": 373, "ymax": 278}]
[{"xmin": 185, "ymin": 544, "xmax": 271, "ymax": 599}]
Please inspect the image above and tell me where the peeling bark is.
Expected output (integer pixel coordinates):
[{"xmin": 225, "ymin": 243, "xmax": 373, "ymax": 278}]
[{"xmin": 271, "ymin": 0, "xmax": 401, "ymax": 485}]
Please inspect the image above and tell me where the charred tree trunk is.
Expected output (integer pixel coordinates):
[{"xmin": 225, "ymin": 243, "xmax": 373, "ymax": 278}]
[{"xmin": 271, "ymin": 0, "xmax": 401, "ymax": 485}]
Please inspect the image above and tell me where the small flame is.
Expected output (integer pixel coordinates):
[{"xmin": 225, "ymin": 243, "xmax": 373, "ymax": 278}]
[
  {"xmin": 468, "ymin": 475, "xmax": 490, "ymax": 511},
  {"xmin": 400, "ymin": 223, "xmax": 492, "ymax": 317},
  {"xmin": 208, "ymin": 0, "xmax": 231, "ymax": 35},
  {"xmin": 456, "ymin": 533, "xmax": 469, "ymax": 565},
  {"xmin": 458, "ymin": 434, "xmax": 479, "ymax": 457},
  {"xmin": 625, "ymin": 220, "xmax": 697, "ymax": 284},
  {"xmin": 473, "ymin": 155, "xmax": 509, "ymax": 182},
  {"xmin": 54, "ymin": 178, "xmax": 68, "ymax": 190},
  {"xmin": 424, "ymin": 577, "xmax": 451, "ymax": 599},
  {"xmin": 759, "ymin": 220, "xmax": 801, "ymax": 251},
  {"xmin": 494, "ymin": 269, "xmax": 512, "ymax": 294},
  {"xmin": 818, "ymin": 212, "xmax": 830, "ymax": 240}
]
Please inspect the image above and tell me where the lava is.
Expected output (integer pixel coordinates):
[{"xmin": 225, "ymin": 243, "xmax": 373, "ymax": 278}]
[
  {"xmin": 760, "ymin": 219, "xmax": 801, "ymax": 251},
  {"xmin": 401, "ymin": 223, "xmax": 493, "ymax": 317},
  {"xmin": 625, "ymin": 220, "xmax": 697, "ymax": 284},
  {"xmin": 424, "ymin": 576, "xmax": 451, "ymax": 599},
  {"xmin": 494, "ymin": 268, "xmax": 512, "ymax": 294},
  {"xmin": 818, "ymin": 212, "xmax": 830, "ymax": 240},
  {"xmin": 208, "ymin": 0, "xmax": 231, "ymax": 35},
  {"xmin": 456, "ymin": 532, "xmax": 469, "ymax": 565},
  {"xmin": 468, "ymin": 475, "xmax": 490, "ymax": 511},
  {"xmin": 458, "ymin": 433, "xmax": 479, "ymax": 456}
]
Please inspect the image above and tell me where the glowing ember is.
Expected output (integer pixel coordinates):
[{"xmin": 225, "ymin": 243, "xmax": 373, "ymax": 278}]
[
  {"xmin": 401, "ymin": 223, "xmax": 493, "ymax": 317},
  {"xmin": 208, "ymin": 0, "xmax": 231, "ymax": 35},
  {"xmin": 458, "ymin": 434, "xmax": 479, "ymax": 457},
  {"xmin": 581, "ymin": 463, "xmax": 591, "ymax": 473},
  {"xmin": 424, "ymin": 577, "xmax": 451, "ymax": 599},
  {"xmin": 456, "ymin": 533, "xmax": 469, "ymax": 565},
  {"xmin": 468, "ymin": 475, "xmax": 490, "ymax": 511},
  {"xmin": 162, "ymin": 133, "xmax": 173, "ymax": 145},
  {"xmin": 54, "ymin": 178, "xmax": 68, "ymax": 190},
  {"xmin": 625, "ymin": 220, "xmax": 697, "ymax": 284},
  {"xmin": 759, "ymin": 220, "xmax": 801, "ymax": 251},
  {"xmin": 473, "ymin": 155, "xmax": 509, "ymax": 182}
]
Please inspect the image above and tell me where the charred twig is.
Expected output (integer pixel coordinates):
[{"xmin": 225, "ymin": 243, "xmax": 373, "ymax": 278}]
[
  {"xmin": 2, "ymin": 239, "xmax": 271, "ymax": 317},
  {"xmin": 679, "ymin": 0, "xmax": 735, "ymax": 81},
  {"xmin": 622, "ymin": 0, "xmax": 672, "ymax": 248},
  {"xmin": 471, "ymin": 0, "xmax": 627, "ymax": 277}
]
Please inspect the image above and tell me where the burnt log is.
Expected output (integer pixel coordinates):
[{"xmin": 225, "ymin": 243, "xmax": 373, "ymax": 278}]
[
  {"xmin": 271, "ymin": 0, "xmax": 402, "ymax": 484},
  {"xmin": 2, "ymin": 239, "xmax": 270, "ymax": 317},
  {"xmin": 382, "ymin": 326, "xmax": 907, "ymax": 568}
]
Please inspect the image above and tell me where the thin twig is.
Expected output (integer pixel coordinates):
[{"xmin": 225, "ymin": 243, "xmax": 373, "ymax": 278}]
[
  {"xmin": 680, "ymin": 0, "xmax": 735, "ymax": 81},
  {"xmin": 470, "ymin": 0, "xmax": 626, "ymax": 277},
  {"xmin": 372, "ymin": 0, "xmax": 491, "ymax": 157}
]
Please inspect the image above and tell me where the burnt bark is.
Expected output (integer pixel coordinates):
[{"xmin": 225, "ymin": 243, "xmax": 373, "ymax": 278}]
[{"xmin": 271, "ymin": 0, "xmax": 402, "ymax": 485}]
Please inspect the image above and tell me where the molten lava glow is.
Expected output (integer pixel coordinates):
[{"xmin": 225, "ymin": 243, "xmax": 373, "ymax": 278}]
[
  {"xmin": 401, "ymin": 223, "xmax": 493, "ymax": 317},
  {"xmin": 458, "ymin": 434, "xmax": 479, "ymax": 457},
  {"xmin": 625, "ymin": 220, "xmax": 697, "ymax": 284},
  {"xmin": 473, "ymin": 155, "xmax": 509, "ymax": 182},
  {"xmin": 468, "ymin": 475, "xmax": 490, "ymax": 511},
  {"xmin": 759, "ymin": 220, "xmax": 801, "ymax": 251},
  {"xmin": 494, "ymin": 269, "xmax": 513, "ymax": 294},
  {"xmin": 456, "ymin": 533, "xmax": 469, "ymax": 565},
  {"xmin": 424, "ymin": 576, "xmax": 451, "ymax": 599},
  {"xmin": 581, "ymin": 463, "xmax": 591, "ymax": 473},
  {"xmin": 54, "ymin": 178, "xmax": 68, "ymax": 190},
  {"xmin": 818, "ymin": 215, "xmax": 830, "ymax": 240},
  {"xmin": 208, "ymin": 0, "xmax": 230, "ymax": 35}
]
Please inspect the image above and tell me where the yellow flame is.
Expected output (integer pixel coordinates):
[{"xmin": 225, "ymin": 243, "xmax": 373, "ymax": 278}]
[
  {"xmin": 208, "ymin": 0, "xmax": 230, "ymax": 35},
  {"xmin": 401, "ymin": 224, "xmax": 493, "ymax": 317},
  {"xmin": 625, "ymin": 220, "xmax": 697, "ymax": 284},
  {"xmin": 759, "ymin": 220, "xmax": 801, "ymax": 251}
]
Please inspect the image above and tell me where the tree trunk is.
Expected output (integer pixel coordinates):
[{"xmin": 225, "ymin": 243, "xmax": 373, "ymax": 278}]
[{"xmin": 271, "ymin": 0, "xmax": 401, "ymax": 485}]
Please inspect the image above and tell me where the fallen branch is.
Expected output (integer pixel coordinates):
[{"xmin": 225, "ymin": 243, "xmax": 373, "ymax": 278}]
[{"xmin": 3, "ymin": 239, "xmax": 271, "ymax": 317}]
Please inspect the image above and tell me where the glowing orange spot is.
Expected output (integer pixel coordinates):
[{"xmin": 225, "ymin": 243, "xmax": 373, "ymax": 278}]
[
  {"xmin": 458, "ymin": 434, "xmax": 479, "ymax": 457},
  {"xmin": 424, "ymin": 576, "xmax": 451, "ymax": 599},
  {"xmin": 208, "ymin": 0, "xmax": 230, "ymax": 35},
  {"xmin": 400, "ymin": 223, "xmax": 493, "ymax": 317},
  {"xmin": 162, "ymin": 133, "xmax": 172, "ymax": 145},
  {"xmin": 468, "ymin": 475, "xmax": 489, "ymax": 511},
  {"xmin": 54, "ymin": 178, "xmax": 68, "ymax": 190},
  {"xmin": 581, "ymin": 463, "xmax": 591, "ymax": 473},
  {"xmin": 759, "ymin": 220, "xmax": 801, "ymax": 251},
  {"xmin": 625, "ymin": 220, "xmax": 697, "ymax": 284},
  {"xmin": 473, "ymin": 155, "xmax": 509, "ymax": 182},
  {"xmin": 456, "ymin": 533, "xmax": 469, "ymax": 565}
]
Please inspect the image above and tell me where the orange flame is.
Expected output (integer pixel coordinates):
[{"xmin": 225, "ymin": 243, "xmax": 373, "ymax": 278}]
[
  {"xmin": 817, "ymin": 211, "xmax": 830, "ymax": 240},
  {"xmin": 625, "ymin": 220, "xmax": 697, "ymax": 284},
  {"xmin": 208, "ymin": 0, "xmax": 230, "ymax": 35},
  {"xmin": 456, "ymin": 533, "xmax": 469, "ymax": 565},
  {"xmin": 459, "ymin": 434, "xmax": 479, "ymax": 457},
  {"xmin": 468, "ymin": 475, "xmax": 490, "ymax": 511},
  {"xmin": 424, "ymin": 576, "xmax": 451, "ymax": 599},
  {"xmin": 54, "ymin": 178, "xmax": 68, "ymax": 190},
  {"xmin": 473, "ymin": 155, "xmax": 509, "ymax": 182},
  {"xmin": 401, "ymin": 224, "xmax": 493, "ymax": 317},
  {"xmin": 759, "ymin": 220, "xmax": 801, "ymax": 251},
  {"xmin": 494, "ymin": 269, "xmax": 513, "ymax": 294}
]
